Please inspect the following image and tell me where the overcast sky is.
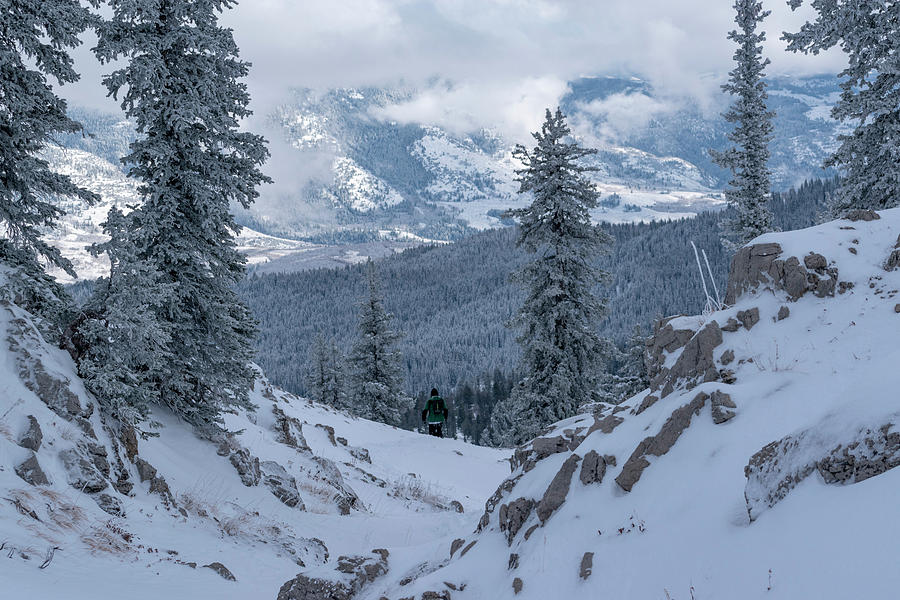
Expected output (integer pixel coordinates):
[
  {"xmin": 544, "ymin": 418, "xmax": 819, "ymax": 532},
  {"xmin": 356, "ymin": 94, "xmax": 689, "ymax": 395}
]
[{"xmin": 63, "ymin": 0, "xmax": 845, "ymax": 138}]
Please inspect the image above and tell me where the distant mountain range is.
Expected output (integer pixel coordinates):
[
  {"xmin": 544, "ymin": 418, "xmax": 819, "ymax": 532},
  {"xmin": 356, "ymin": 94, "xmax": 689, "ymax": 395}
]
[{"xmin": 46, "ymin": 74, "xmax": 843, "ymax": 278}]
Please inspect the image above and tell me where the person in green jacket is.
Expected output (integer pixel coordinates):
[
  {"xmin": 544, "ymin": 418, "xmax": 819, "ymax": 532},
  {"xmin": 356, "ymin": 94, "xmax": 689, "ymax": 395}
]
[{"xmin": 421, "ymin": 388, "xmax": 448, "ymax": 438}]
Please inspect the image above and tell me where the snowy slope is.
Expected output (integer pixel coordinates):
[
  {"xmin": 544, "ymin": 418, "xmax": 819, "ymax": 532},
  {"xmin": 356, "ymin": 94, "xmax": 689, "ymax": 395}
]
[
  {"xmin": 0, "ymin": 294, "xmax": 509, "ymax": 598},
  {"xmin": 352, "ymin": 208, "xmax": 900, "ymax": 600}
]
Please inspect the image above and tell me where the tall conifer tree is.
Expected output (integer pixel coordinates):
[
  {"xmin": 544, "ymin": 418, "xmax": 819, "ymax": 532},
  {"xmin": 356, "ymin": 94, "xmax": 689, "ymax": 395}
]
[
  {"xmin": 348, "ymin": 261, "xmax": 409, "ymax": 426},
  {"xmin": 94, "ymin": 0, "xmax": 270, "ymax": 427},
  {"xmin": 785, "ymin": 0, "xmax": 900, "ymax": 215},
  {"xmin": 486, "ymin": 108, "xmax": 611, "ymax": 447},
  {"xmin": 710, "ymin": 0, "xmax": 776, "ymax": 250},
  {"xmin": 0, "ymin": 0, "xmax": 99, "ymax": 319}
]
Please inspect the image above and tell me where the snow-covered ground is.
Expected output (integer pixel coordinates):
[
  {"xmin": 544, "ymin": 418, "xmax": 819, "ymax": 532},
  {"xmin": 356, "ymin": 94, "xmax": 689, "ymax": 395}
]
[
  {"xmin": 0, "ymin": 295, "xmax": 509, "ymax": 598},
  {"xmin": 354, "ymin": 208, "xmax": 900, "ymax": 599}
]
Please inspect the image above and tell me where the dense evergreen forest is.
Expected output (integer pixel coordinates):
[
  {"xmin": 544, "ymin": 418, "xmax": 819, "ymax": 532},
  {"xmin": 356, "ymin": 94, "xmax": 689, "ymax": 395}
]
[{"xmin": 236, "ymin": 179, "xmax": 834, "ymax": 411}]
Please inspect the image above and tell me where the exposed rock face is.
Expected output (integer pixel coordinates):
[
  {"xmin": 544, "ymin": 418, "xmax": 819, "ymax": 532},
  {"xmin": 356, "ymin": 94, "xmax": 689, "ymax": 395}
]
[
  {"xmin": 508, "ymin": 553, "xmax": 519, "ymax": 569},
  {"xmin": 450, "ymin": 538, "xmax": 465, "ymax": 558},
  {"xmin": 511, "ymin": 431, "xmax": 585, "ymax": 473},
  {"xmin": 18, "ymin": 415, "xmax": 42, "ymax": 451},
  {"xmin": 203, "ymin": 562, "xmax": 236, "ymax": 581},
  {"xmin": 536, "ymin": 454, "xmax": 580, "ymax": 522},
  {"xmin": 737, "ymin": 308, "xmax": 760, "ymax": 330},
  {"xmin": 580, "ymin": 552, "xmax": 594, "ymax": 579},
  {"xmin": 616, "ymin": 393, "xmax": 708, "ymax": 492},
  {"xmin": 726, "ymin": 243, "xmax": 840, "ymax": 304},
  {"xmin": 316, "ymin": 424, "xmax": 337, "ymax": 446},
  {"xmin": 499, "ymin": 497, "xmax": 535, "ymax": 545},
  {"xmin": 60, "ymin": 448, "xmax": 108, "ymax": 493},
  {"xmin": 649, "ymin": 322, "xmax": 723, "ymax": 398},
  {"xmin": 310, "ymin": 456, "xmax": 360, "ymax": 515},
  {"xmin": 477, "ymin": 475, "xmax": 522, "ymax": 531},
  {"xmin": 512, "ymin": 577, "xmax": 523, "ymax": 594},
  {"xmin": 277, "ymin": 549, "xmax": 389, "ymax": 600},
  {"xmin": 95, "ymin": 493, "xmax": 125, "ymax": 517},
  {"xmin": 777, "ymin": 306, "xmax": 790, "ymax": 321},
  {"xmin": 634, "ymin": 395, "xmax": 659, "ymax": 415},
  {"xmin": 229, "ymin": 448, "xmax": 261, "ymax": 487},
  {"xmin": 134, "ymin": 457, "xmax": 157, "ymax": 482},
  {"xmin": 579, "ymin": 450, "xmax": 608, "ymax": 485},
  {"xmin": 15, "ymin": 453, "xmax": 49, "ymax": 486},
  {"xmin": 845, "ymin": 209, "xmax": 880, "ymax": 222},
  {"xmin": 646, "ymin": 320, "xmax": 696, "ymax": 381},
  {"xmin": 720, "ymin": 349, "xmax": 735, "ymax": 365},
  {"xmin": 744, "ymin": 423, "xmax": 900, "ymax": 521},
  {"xmin": 710, "ymin": 390, "xmax": 737, "ymax": 425},
  {"xmin": 261, "ymin": 461, "xmax": 305, "ymax": 509},
  {"xmin": 885, "ymin": 235, "xmax": 900, "ymax": 271},
  {"xmin": 273, "ymin": 407, "xmax": 311, "ymax": 451}
]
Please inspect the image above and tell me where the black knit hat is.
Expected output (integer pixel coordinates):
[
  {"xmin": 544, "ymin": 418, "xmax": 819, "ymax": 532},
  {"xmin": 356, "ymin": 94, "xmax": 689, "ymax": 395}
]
[{"xmin": 430, "ymin": 388, "xmax": 439, "ymax": 397}]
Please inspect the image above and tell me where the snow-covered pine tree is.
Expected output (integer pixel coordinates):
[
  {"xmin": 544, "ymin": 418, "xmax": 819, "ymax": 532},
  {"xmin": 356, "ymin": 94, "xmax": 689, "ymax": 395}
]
[
  {"xmin": 710, "ymin": 0, "xmax": 776, "ymax": 250},
  {"xmin": 307, "ymin": 334, "xmax": 348, "ymax": 410},
  {"xmin": 348, "ymin": 261, "xmax": 409, "ymax": 426},
  {"xmin": 94, "ymin": 0, "xmax": 271, "ymax": 428},
  {"xmin": 487, "ymin": 108, "xmax": 612, "ymax": 447},
  {"xmin": 597, "ymin": 326, "xmax": 650, "ymax": 404},
  {"xmin": 0, "ymin": 0, "xmax": 99, "ymax": 326},
  {"xmin": 76, "ymin": 208, "xmax": 173, "ymax": 430},
  {"xmin": 785, "ymin": 1, "xmax": 900, "ymax": 215}
]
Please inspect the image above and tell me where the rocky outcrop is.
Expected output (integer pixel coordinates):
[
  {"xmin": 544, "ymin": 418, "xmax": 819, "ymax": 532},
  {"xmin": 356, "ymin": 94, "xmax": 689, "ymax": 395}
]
[
  {"xmin": 499, "ymin": 498, "xmax": 535, "ymax": 545},
  {"xmin": 536, "ymin": 454, "xmax": 580, "ymax": 522},
  {"xmin": 17, "ymin": 415, "xmax": 42, "ymax": 451},
  {"xmin": 646, "ymin": 320, "xmax": 696, "ymax": 381},
  {"xmin": 278, "ymin": 550, "xmax": 389, "ymax": 600},
  {"xmin": 579, "ymin": 450, "xmax": 612, "ymax": 485},
  {"xmin": 204, "ymin": 562, "xmax": 237, "ymax": 581},
  {"xmin": 710, "ymin": 390, "xmax": 737, "ymax": 425},
  {"xmin": 744, "ymin": 423, "xmax": 900, "ymax": 521},
  {"xmin": 579, "ymin": 552, "xmax": 594, "ymax": 580},
  {"xmin": 478, "ymin": 476, "xmax": 522, "ymax": 531},
  {"xmin": 310, "ymin": 456, "xmax": 360, "ymax": 515},
  {"xmin": 261, "ymin": 461, "xmax": 305, "ymax": 509},
  {"xmin": 845, "ymin": 209, "xmax": 880, "ymax": 222},
  {"xmin": 510, "ymin": 430, "xmax": 585, "ymax": 473},
  {"xmin": 349, "ymin": 447, "xmax": 371, "ymax": 464},
  {"xmin": 649, "ymin": 322, "xmax": 723, "ymax": 398},
  {"xmin": 273, "ymin": 406, "xmax": 311, "ymax": 451},
  {"xmin": 616, "ymin": 393, "xmax": 708, "ymax": 492},
  {"xmin": 450, "ymin": 538, "xmax": 465, "ymax": 558},
  {"xmin": 95, "ymin": 493, "xmax": 125, "ymax": 517},
  {"xmin": 60, "ymin": 448, "xmax": 108, "ymax": 493},
  {"xmin": 725, "ymin": 243, "xmax": 840, "ymax": 305},
  {"xmin": 15, "ymin": 453, "xmax": 49, "ymax": 486},
  {"xmin": 229, "ymin": 448, "xmax": 262, "ymax": 487},
  {"xmin": 737, "ymin": 307, "xmax": 760, "ymax": 330},
  {"xmin": 885, "ymin": 235, "xmax": 900, "ymax": 271}
]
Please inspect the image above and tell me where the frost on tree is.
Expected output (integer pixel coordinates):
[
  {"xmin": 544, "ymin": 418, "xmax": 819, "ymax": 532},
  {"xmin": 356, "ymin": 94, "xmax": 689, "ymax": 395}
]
[
  {"xmin": 0, "ymin": 0, "xmax": 98, "ymax": 325},
  {"xmin": 307, "ymin": 334, "xmax": 348, "ymax": 410},
  {"xmin": 76, "ymin": 208, "xmax": 174, "ymax": 431},
  {"xmin": 487, "ymin": 108, "xmax": 612, "ymax": 447},
  {"xmin": 348, "ymin": 261, "xmax": 410, "ymax": 426},
  {"xmin": 94, "ymin": 0, "xmax": 271, "ymax": 428},
  {"xmin": 785, "ymin": 0, "xmax": 900, "ymax": 216},
  {"xmin": 709, "ymin": 0, "xmax": 776, "ymax": 250}
]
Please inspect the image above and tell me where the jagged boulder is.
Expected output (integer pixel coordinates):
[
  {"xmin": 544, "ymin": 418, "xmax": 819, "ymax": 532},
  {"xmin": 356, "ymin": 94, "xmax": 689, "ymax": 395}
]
[
  {"xmin": 204, "ymin": 562, "xmax": 236, "ymax": 581},
  {"xmin": 845, "ymin": 209, "xmax": 880, "ymax": 222},
  {"xmin": 885, "ymin": 235, "xmax": 900, "ymax": 271},
  {"xmin": 616, "ymin": 393, "xmax": 708, "ymax": 492},
  {"xmin": 261, "ymin": 461, "xmax": 305, "ymax": 509},
  {"xmin": 646, "ymin": 319, "xmax": 696, "ymax": 380},
  {"xmin": 229, "ymin": 448, "xmax": 261, "ymax": 487},
  {"xmin": 60, "ymin": 448, "xmax": 108, "ymax": 493},
  {"xmin": 499, "ymin": 497, "xmax": 535, "ymax": 545},
  {"xmin": 349, "ymin": 447, "xmax": 371, "ymax": 464},
  {"xmin": 15, "ymin": 453, "xmax": 49, "ymax": 486},
  {"xmin": 310, "ymin": 456, "xmax": 360, "ymax": 514},
  {"xmin": 726, "ymin": 243, "xmax": 840, "ymax": 304},
  {"xmin": 277, "ymin": 549, "xmax": 389, "ymax": 600},
  {"xmin": 580, "ymin": 552, "xmax": 594, "ymax": 579},
  {"xmin": 737, "ymin": 307, "xmax": 760, "ymax": 330},
  {"xmin": 95, "ymin": 493, "xmax": 125, "ymax": 517},
  {"xmin": 536, "ymin": 454, "xmax": 580, "ymax": 522},
  {"xmin": 17, "ymin": 415, "xmax": 42, "ymax": 451},
  {"xmin": 710, "ymin": 390, "xmax": 737, "ymax": 425},
  {"xmin": 273, "ymin": 406, "xmax": 311, "ymax": 451},
  {"xmin": 649, "ymin": 321, "xmax": 722, "ymax": 398},
  {"xmin": 579, "ymin": 450, "xmax": 608, "ymax": 485}
]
